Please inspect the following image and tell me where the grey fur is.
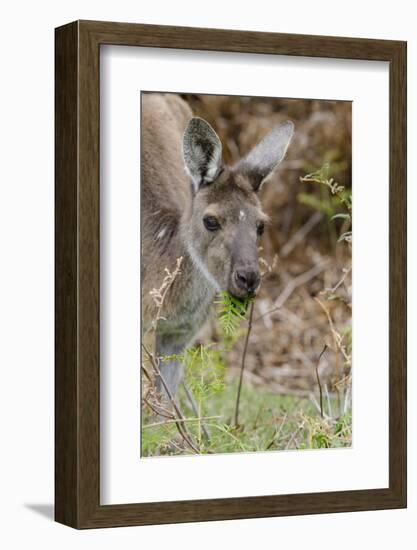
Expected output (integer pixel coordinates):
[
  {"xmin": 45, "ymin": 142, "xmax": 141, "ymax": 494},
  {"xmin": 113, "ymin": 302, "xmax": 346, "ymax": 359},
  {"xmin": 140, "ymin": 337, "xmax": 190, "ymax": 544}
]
[
  {"xmin": 141, "ymin": 93, "xmax": 293, "ymax": 397},
  {"xmin": 183, "ymin": 117, "xmax": 222, "ymax": 191},
  {"xmin": 236, "ymin": 121, "xmax": 294, "ymax": 191}
]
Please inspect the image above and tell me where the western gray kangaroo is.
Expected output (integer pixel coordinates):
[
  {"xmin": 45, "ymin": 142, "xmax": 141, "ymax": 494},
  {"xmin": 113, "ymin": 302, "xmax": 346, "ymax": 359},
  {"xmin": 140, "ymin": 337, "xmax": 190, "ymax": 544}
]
[{"xmin": 141, "ymin": 93, "xmax": 293, "ymax": 397}]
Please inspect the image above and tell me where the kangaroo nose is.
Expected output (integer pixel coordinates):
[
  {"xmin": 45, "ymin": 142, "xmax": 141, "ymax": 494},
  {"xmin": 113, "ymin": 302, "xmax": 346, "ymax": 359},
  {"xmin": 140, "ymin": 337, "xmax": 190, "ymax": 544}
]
[{"xmin": 235, "ymin": 269, "xmax": 260, "ymax": 294}]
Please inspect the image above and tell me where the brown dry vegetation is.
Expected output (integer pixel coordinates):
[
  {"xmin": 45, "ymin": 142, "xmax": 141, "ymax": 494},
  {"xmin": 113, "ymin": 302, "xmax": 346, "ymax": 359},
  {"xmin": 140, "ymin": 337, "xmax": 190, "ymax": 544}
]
[
  {"xmin": 183, "ymin": 93, "xmax": 352, "ymax": 403},
  {"xmin": 141, "ymin": 94, "xmax": 352, "ymax": 456}
]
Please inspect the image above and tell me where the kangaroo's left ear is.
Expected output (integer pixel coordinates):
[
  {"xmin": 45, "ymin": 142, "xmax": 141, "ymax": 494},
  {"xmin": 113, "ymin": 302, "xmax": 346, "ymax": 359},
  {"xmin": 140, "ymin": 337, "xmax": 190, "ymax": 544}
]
[
  {"xmin": 235, "ymin": 121, "xmax": 294, "ymax": 192},
  {"xmin": 183, "ymin": 117, "xmax": 223, "ymax": 192}
]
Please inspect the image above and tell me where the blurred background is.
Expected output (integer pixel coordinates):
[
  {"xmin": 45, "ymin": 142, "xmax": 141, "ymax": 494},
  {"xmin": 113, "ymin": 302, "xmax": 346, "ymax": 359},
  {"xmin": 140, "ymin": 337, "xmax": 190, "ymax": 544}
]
[
  {"xmin": 142, "ymin": 93, "xmax": 352, "ymax": 455},
  {"xmin": 183, "ymin": 93, "xmax": 352, "ymax": 402}
]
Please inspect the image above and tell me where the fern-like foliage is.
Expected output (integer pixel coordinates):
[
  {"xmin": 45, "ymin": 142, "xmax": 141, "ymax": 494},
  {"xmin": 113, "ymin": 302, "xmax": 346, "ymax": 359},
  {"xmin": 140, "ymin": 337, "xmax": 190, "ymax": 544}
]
[
  {"xmin": 184, "ymin": 344, "xmax": 226, "ymax": 399},
  {"xmin": 300, "ymin": 162, "xmax": 352, "ymax": 213},
  {"xmin": 299, "ymin": 162, "xmax": 352, "ymax": 243},
  {"xmin": 215, "ymin": 291, "xmax": 251, "ymax": 336}
]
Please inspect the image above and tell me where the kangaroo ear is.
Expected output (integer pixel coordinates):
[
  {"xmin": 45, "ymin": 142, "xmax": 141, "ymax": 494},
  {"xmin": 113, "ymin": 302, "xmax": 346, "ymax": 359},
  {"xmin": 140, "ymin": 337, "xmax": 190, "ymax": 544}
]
[
  {"xmin": 236, "ymin": 121, "xmax": 294, "ymax": 192},
  {"xmin": 183, "ymin": 117, "xmax": 222, "ymax": 192}
]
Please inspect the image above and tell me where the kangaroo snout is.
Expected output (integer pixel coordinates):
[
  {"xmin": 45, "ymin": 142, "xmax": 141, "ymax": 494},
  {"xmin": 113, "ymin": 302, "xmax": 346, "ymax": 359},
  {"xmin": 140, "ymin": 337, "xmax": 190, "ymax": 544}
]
[{"xmin": 232, "ymin": 268, "xmax": 261, "ymax": 297}]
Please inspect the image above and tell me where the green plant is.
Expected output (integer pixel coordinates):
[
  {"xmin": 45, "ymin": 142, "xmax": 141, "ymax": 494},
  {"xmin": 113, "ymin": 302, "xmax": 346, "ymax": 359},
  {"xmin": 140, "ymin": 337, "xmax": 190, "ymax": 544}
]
[
  {"xmin": 215, "ymin": 291, "xmax": 251, "ymax": 336},
  {"xmin": 300, "ymin": 163, "xmax": 352, "ymax": 211},
  {"xmin": 141, "ymin": 381, "xmax": 352, "ymax": 456},
  {"xmin": 141, "ymin": 103, "xmax": 353, "ymax": 458},
  {"xmin": 299, "ymin": 162, "xmax": 352, "ymax": 243},
  {"xmin": 141, "ymin": 192, "xmax": 353, "ymax": 457}
]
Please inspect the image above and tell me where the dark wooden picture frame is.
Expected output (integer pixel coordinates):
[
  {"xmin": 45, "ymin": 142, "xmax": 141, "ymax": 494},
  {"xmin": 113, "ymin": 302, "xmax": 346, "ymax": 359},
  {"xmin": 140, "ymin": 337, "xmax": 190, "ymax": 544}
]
[{"xmin": 55, "ymin": 20, "xmax": 407, "ymax": 529}]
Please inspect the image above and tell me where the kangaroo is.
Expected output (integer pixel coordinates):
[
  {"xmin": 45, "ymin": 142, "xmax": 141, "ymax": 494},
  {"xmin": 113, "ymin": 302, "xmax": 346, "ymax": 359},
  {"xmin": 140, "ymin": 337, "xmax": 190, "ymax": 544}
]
[{"xmin": 141, "ymin": 93, "xmax": 293, "ymax": 397}]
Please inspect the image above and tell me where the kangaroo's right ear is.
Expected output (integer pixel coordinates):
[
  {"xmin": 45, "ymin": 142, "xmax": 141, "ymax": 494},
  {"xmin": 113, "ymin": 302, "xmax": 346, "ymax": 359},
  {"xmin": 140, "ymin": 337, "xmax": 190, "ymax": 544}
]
[{"xmin": 183, "ymin": 117, "xmax": 222, "ymax": 192}]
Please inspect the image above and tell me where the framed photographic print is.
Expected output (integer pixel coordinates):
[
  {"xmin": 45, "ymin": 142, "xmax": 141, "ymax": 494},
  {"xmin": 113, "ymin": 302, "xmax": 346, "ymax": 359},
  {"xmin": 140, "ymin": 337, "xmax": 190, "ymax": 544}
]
[{"xmin": 55, "ymin": 20, "xmax": 407, "ymax": 528}]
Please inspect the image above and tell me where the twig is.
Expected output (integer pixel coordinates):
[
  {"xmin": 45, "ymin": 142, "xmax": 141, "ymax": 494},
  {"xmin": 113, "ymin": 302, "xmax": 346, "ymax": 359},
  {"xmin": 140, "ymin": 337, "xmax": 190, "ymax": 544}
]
[
  {"xmin": 143, "ymin": 343, "xmax": 189, "ymax": 424},
  {"xmin": 182, "ymin": 381, "xmax": 211, "ymax": 443},
  {"xmin": 252, "ymin": 405, "xmax": 264, "ymax": 430},
  {"xmin": 314, "ymin": 297, "xmax": 351, "ymax": 417},
  {"xmin": 266, "ymin": 413, "xmax": 288, "ymax": 450},
  {"xmin": 275, "ymin": 262, "xmax": 330, "ymax": 309},
  {"xmin": 143, "ymin": 400, "xmax": 173, "ymax": 419},
  {"xmin": 315, "ymin": 345, "xmax": 327, "ymax": 418},
  {"xmin": 309, "ymin": 393, "xmax": 324, "ymax": 417},
  {"xmin": 148, "ymin": 256, "xmax": 183, "ymax": 355},
  {"xmin": 285, "ymin": 419, "xmax": 306, "ymax": 450},
  {"xmin": 253, "ymin": 304, "xmax": 282, "ymax": 324},
  {"xmin": 323, "ymin": 266, "xmax": 351, "ymax": 295},
  {"xmin": 324, "ymin": 384, "xmax": 333, "ymax": 418},
  {"xmin": 343, "ymin": 385, "xmax": 351, "ymax": 415},
  {"xmin": 141, "ymin": 364, "xmax": 152, "ymax": 382},
  {"xmin": 143, "ymin": 394, "xmax": 175, "ymax": 419},
  {"xmin": 234, "ymin": 300, "xmax": 255, "ymax": 427},
  {"xmin": 314, "ymin": 297, "xmax": 350, "ymax": 364},
  {"xmin": 142, "ymin": 343, "xmax": 200, "ymax": 453},
  {"xmin": 143, "ymin": 416, "xmax": 221, "ymax": 429},
  {"xmin": 334, "ymin": 373, "xmax": 352, "ymax": 389},
  {"xmin": 280, "ymin": 211, "xmax": 323, "ymax": 258},
  {"xmin": 150, "ymin": 257, "xmax": 183, "ymax": 328},
  {"xmin": 253, "ymin": 261, "xmax": 330, "ymax": 324},
  {"xmin": 204, "ymin": 423, "xmax": 249, "ymax": 452}
]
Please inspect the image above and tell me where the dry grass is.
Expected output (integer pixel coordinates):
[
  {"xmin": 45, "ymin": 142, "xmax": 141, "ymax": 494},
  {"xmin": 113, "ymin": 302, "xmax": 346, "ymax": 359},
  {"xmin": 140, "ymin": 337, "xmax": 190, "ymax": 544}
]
[{"xmin": 141, "ymin": 94, "xmax": 352, "ymax": 456}]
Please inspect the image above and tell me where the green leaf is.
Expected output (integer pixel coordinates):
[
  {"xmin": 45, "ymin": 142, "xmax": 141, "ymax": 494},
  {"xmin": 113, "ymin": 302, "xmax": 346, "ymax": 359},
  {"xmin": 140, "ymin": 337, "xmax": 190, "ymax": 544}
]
[
  {"xmin": 330, "ymin": 213, "xmax": 351, "ymax": 222},
  {"xmin": 215, "ymin": 291, "xmax": 250, "ymax": 336}
]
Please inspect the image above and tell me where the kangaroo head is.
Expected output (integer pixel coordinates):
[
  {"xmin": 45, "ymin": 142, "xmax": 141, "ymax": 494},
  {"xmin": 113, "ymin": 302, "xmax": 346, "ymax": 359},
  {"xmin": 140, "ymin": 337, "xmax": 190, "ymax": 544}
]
[{"xmin": 182, "ymin": 117, "xmax": 293, "ymax": 299}]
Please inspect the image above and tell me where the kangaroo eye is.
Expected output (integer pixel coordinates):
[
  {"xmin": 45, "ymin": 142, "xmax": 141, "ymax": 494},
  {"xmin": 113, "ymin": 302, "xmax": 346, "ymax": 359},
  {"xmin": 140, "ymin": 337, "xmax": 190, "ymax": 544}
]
[
  {"xmin": 257, "ymin": 221, "xmax": 265, "ymax": 236},
  {"xmin": 203, "ymin": 216, "xmax": 221, "ymax": 231}
]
